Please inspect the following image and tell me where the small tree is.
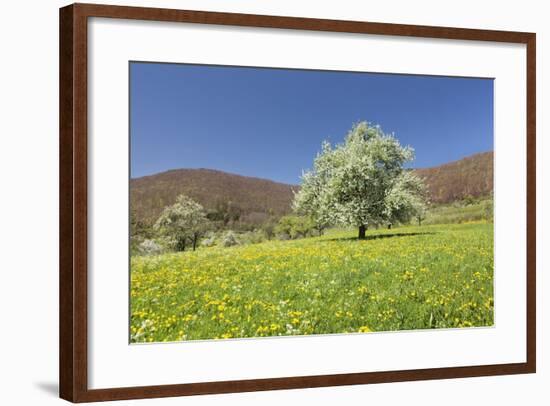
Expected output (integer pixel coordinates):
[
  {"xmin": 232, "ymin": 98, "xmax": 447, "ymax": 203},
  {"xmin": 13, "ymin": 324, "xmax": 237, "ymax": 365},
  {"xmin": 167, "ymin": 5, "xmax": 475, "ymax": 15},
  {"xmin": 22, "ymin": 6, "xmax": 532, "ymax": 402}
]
[
  {"xmin": 154, "ymin": 194, "xmax": 208, "ymax": 251},
  {"xmin": 416, "ymin": 205, "xmax": 427, "ymax": 226}
]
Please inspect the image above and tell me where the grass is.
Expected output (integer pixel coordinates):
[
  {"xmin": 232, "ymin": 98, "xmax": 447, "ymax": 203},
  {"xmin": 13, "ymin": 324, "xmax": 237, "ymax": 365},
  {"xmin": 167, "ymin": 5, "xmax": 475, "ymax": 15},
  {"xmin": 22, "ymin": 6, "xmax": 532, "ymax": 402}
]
[
  {"xmin": 423, "ymin": 198, "xmax": 492, "ymax": 225},
  {"xmin": 130, "ymin": 222, "xmax": 494, "ymax": 342}
]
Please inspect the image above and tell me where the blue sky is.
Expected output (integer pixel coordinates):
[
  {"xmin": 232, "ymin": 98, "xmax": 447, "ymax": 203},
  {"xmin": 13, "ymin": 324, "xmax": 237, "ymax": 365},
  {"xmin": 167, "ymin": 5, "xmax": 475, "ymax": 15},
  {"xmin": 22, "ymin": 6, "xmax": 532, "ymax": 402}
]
[{"xmin": 130, "ymin": 62, "xmax": 493, "ymax": 184}]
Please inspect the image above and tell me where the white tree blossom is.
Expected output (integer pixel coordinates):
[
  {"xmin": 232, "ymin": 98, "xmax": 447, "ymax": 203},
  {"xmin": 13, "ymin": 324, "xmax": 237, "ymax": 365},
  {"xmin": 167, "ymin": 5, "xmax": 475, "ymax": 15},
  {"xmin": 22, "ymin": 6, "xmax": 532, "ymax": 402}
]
[
  {"xmin": 294, "ymin": 121, "xmax": 426, "ymax": 238},
  {"xmin": 292, "ymin": 169, "xmax": 332, "ymax": 235},
  {"xmin": 138, "ymin": 239, "xmax": 162, "ymax": 256},
  {"xmin": 384, "ymin": 170, "xmax": 427, "ymax": 226},
  {"xmin": 154, "ymin": 194, "xmax": 208, "ymax": 251}
]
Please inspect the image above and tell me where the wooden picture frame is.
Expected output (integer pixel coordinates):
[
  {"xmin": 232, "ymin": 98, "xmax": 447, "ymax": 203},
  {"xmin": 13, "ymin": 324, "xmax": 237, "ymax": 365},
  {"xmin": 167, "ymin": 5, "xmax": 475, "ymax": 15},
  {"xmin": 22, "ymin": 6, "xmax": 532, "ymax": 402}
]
[{"xmin": 59, "ymin": 3, "xmax": 536, "ymax": 402}]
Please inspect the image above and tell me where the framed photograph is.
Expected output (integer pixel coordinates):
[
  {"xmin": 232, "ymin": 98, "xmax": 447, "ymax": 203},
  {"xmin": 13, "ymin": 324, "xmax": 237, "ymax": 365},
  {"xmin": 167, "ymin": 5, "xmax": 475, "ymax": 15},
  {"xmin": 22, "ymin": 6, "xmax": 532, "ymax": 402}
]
[{"xmin": 59, "ymin": 3, "xmax": 536, "ymax": 402}]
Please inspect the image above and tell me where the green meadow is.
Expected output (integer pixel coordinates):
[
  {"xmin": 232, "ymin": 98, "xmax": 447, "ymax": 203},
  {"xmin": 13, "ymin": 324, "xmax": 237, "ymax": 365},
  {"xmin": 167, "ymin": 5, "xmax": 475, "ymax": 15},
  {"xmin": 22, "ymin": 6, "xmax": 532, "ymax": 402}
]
[{"xmin": 131, "ymin": 221, "xmax": 494, "ymax": 342}]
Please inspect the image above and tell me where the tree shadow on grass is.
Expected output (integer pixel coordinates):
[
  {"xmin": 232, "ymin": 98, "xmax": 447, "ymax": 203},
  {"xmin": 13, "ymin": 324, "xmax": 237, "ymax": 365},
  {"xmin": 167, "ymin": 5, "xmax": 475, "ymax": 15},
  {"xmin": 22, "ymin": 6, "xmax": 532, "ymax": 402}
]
[{"xmin": 326, "ymin": 231, "xmax": 437, "ymax": 242}]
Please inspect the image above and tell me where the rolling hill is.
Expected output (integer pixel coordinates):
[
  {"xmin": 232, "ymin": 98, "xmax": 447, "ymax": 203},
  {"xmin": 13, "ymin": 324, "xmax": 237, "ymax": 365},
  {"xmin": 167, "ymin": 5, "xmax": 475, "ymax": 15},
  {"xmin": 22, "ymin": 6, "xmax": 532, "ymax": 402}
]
[
  {"xmin": 414, "ymin": 151, "xmax": 493, "ymax": 204},
  {"xmin": 130, "ymin": 169, "xmax": 298, "ymax": 227},
  {"xmin": 131, "ymin": 151, "xmax": 493, "ymax": 226}
]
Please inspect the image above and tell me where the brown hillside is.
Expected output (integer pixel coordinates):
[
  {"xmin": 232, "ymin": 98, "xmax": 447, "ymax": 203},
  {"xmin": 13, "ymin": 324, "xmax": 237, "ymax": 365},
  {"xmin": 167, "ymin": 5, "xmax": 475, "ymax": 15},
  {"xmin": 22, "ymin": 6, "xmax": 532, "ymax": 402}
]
[
  {"xmin": 131, "ymin": 151, "xmax": 494, "ymax": 225},
  {"xmin": 130, "ymin": 169, "xmax": 298, "ymax": 225},
  {"xmin": 414, "ymin": 151, "xmax": 493, "ymax": 204}
]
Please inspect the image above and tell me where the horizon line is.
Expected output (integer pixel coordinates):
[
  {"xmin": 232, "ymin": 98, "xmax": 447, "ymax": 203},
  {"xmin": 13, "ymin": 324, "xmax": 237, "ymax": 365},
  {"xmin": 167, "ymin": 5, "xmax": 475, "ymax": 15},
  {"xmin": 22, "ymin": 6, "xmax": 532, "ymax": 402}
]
[{"xmin": 130, "ymin": 150, "xmax": 494, "ymax": 184}]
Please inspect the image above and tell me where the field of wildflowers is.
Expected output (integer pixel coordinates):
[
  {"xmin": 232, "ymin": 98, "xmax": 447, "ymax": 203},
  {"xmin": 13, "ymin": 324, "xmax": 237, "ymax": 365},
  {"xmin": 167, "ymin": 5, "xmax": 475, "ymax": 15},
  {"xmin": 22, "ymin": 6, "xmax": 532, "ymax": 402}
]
[{"xmin": 130, "ymin": 222, "xmax": 493, "ymax": 342}]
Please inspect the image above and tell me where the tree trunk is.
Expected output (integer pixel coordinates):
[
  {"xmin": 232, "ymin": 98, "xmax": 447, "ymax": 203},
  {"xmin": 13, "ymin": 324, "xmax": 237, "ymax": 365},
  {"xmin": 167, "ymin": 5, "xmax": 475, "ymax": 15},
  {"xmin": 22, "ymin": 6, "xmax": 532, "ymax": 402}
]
[
  {"xmin": 192, "ymin": 233, "xmax": 197, "ymax": 251},
  {"xmin": 177, "ymin": 237, "xmax": 186, "ymax": 252},
  {"xmin": 387, "ymin": 224, "xmax": 392, "ymax": 230},
  {"xmin": 358, "ymin": 225, "xmax": 366, "ymax": 239}
]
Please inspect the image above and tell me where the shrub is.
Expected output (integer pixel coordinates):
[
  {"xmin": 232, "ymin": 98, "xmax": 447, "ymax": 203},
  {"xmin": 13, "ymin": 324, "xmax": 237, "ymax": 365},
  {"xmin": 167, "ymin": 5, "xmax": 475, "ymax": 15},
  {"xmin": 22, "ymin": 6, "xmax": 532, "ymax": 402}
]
[
  {"xmin": 462, "ymin": 195, "xmax": 478, "ymax": 206},
  {"xmin": 275, "ymin": 215, "xmax": 316, "ymax": 240},
  {"xmin": 154, "ymin": 194, "xmax": 209, "ymax": 252},
  {"xmin": 239, "ymin": 229, "xmax": 266, "ymax": 245},
  {"xmin": 221, "ymin": 230, "xmax": 239, "ymax": 247},
  {"xmin": 138, "ymin": 239, "xmax": 162, "ymax": 255},
  {"xmin": 201, "ymin": 235, "xmax": 217, "ymax": 247},
  {"xmin": 261, "ymin": 220, "xmax": 277, "ymax": 240}
]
